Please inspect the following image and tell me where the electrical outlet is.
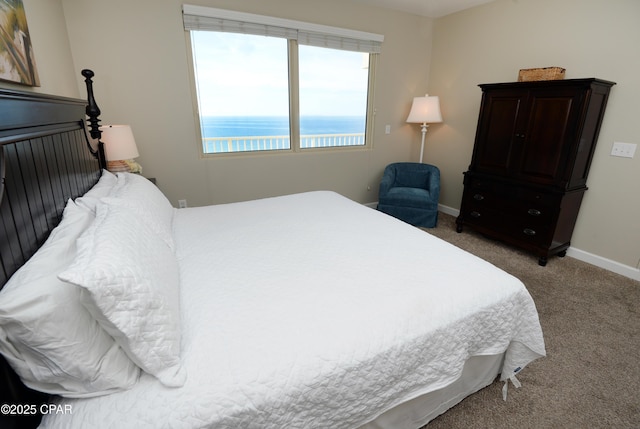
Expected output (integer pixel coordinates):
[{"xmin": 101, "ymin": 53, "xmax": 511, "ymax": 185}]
[
  {"xmin": 385, "ymin": 125, "xmax": 391, "ymax": 134},
  {"xmin": 178, "ymin": 199, "xmax": 187, "ymax": 208},
  {"xmin": 611, "ymin": 142, "xmax": 637, "ymax": 158}
]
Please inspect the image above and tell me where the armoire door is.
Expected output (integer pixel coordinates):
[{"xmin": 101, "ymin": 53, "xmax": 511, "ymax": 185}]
[
  {"xmin": 512, "ymin": 87, "xmax": 585, "ymax": 186},
  {"xmin": 470, "ymin": 88, "xmax": 529, "ymax": 177}
]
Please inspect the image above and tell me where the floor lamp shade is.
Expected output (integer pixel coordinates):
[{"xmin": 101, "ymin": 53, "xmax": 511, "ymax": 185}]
[
  {"xmin": 406, "ymin": 95, "xmax": 443, "ymax": 124},
  {"xmin": 406, "ymin": 95, "xmax": 443, "ymax": 163}
]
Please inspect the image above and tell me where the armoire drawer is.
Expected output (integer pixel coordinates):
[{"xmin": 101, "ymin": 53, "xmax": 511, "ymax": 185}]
[
  {"xmin": 464, "ymin": 178, "xmax": 557, "ymax": 225},
  {"xmin": 510, "ymin": 200, "xmax": 555, "ymax": 225},
  {"xmin": 461, "ymin": 189, "xmax": 502, "ymax": 209},
  {"xmin": 462, "ymin": 198, "xmax": 552, "ymax": 246},
  {"xmin": 504, "ymin": 220, "xmax": 552, "ymax": 247},
  {"xmin": 466, "ymin": 176, "xmax": 516, "ymax": 198},
  {"xmin": 459, "ymin": 204, "xmax": 504, "ymax": 231},
  {"xmin": 516, "ymin": 187, "xmax": 558, "ymax": 205}
]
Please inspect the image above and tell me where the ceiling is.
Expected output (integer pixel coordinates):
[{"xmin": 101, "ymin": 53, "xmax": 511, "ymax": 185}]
[{"xmin": 348, "ymin": 0, "xmax": 495, "ymax": 18}]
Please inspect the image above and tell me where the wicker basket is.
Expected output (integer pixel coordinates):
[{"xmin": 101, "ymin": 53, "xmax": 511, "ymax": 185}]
[{"xmin": 517, "ymin": 67, "xmax": 565, "ymax": 82}]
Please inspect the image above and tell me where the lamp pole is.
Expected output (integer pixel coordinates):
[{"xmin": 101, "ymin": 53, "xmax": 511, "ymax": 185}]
[{"xmin": 419, "ymin": 123, "xmax": 428, "ymax": 163}]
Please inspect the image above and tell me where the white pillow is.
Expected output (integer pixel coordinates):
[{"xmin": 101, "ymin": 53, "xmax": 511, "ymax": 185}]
[
  {"xmin": 59, "ymin": 202, "xmax": 186, "ymax": 387},
  {"xmin": 0, "ymin": 200, "xmax": 140, "ymax": 397},
  {"xmin": 79, "ymin": 172, "xmax": 175, "ymax": 249},
  {"xmin": 114, "ymin": 172, "xmax": 175, "ymax": 234},
  {"xmin": 75, "ymin": 169, "xmax": 121, "ymax": 214},
  {"xmin": 101, "ymin": 197, "xmax": 175, "ymax": 251}
]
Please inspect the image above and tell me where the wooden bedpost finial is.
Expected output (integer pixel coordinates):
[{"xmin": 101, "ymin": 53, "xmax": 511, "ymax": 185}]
[
  {"xmin": 81, "ymin": 69, "xmax": 107, "ymax": 170},
  {"xmin": 82, "ymin": 69, "xmax": 101, "ymax": 140}
]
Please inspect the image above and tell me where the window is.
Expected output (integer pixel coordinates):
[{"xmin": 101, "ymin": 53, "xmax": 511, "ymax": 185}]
[
  {"xmin": 298, "ymin": 45, "xmax": 369, "ymax": 149},
  {"xmin": 191, "ymin": 32, "xmax": 291, "ymax": 153},
  {"xmin": 183, "ymin": 5, "xmax": 383, "ymax": 155}
]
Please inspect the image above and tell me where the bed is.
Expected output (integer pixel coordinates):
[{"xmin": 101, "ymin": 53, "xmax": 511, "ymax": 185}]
[{"xmin": 0, "ymin": 71, "xmax": 545, "ymax": 429}]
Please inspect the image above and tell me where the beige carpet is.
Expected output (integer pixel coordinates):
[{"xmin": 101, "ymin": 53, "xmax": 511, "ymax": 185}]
[{"xmin": 418, "ymin": 213, "xmax": 640, "ymax": 429}]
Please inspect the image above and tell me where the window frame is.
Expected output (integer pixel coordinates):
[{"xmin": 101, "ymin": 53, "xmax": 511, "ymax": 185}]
[{"xmin": 183, "ymin": 5, "xmax": 382, "ymax": 157}]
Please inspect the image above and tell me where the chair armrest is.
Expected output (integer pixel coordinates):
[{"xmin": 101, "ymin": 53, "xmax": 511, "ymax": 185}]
[
  {"xmin": 379, "ymin": 167, "xmax": 396, "ymax": 196},
  {"xmin": 426, "ymin": 165, "xmax": 441, "ymax": 201}
]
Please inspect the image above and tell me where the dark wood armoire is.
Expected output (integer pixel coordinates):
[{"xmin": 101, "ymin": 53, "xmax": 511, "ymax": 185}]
[{"xmin": 456, "ymin": 78, "xmax": 615, "ymax": 265}]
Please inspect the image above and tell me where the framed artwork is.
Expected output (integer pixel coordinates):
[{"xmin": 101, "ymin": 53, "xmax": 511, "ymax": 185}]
[{"xmin": 0, "ymin": 0, "xmax": 39, "ymax": 86}]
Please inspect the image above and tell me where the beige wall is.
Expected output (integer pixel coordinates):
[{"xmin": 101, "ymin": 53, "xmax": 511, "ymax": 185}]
[
  {"xmin": 427, "ymin": 0, "xmax": 640, "ymax": 269},
  {"xmin": 59, "ymin": 0, "xmax": 433, "ymax": 208},
  {"xmin": 1, "ymin": 0, "xmax": 78, "ymax": 96}
]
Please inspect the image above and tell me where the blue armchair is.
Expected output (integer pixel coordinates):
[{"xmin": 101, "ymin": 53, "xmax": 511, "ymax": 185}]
[{"xmin": 377, "ymin": 162, "xmax": 441, "ymax": 228}]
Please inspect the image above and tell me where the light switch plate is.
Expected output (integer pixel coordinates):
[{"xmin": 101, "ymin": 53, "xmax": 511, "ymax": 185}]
[{"xmin": 611, "ymin": 142, "xmax": 637, "ymax": 158}]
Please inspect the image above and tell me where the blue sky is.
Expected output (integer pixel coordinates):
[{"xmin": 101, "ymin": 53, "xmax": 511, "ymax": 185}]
[{"xmin": 191, "ymin": 31, "xmax": 369, "ymax": 117}]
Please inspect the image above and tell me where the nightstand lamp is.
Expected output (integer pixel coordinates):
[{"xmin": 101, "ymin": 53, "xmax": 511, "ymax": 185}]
[
  {"xmin": 99, "ymin": 124, "xmax": 142, "ymax": 173},
  {"xmin": 406, "ymin": 94, "xmax": 443, "ymax": 163}
]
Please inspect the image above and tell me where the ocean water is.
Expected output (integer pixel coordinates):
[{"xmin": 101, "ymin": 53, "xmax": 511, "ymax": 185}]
[{"xmin": 201, "ymin": 116, "xmax": 365, "ymax": 138}]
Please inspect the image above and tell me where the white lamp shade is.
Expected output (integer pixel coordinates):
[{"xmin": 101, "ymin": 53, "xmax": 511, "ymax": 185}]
[
  {"xmin": 99, "ymin": 125, "xmax": 139, "ymax": 161},
  {"xmin": 406, "ymin": 95, "xmax": 443, "ymax": 124}
]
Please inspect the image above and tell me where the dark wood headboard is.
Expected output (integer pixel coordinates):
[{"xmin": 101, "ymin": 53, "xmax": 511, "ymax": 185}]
[
  {"xmin": 0, "ymin": 71, "xmax": 106, "ymax": 286},
  {"xmin": 0, "ymin": 70, "xmax": 106, "ymax": 428}
]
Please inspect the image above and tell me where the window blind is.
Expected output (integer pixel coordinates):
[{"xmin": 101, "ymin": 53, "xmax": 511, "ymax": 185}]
[{"xmin": 182, "ymin": 4, "xmax": 383, "ymax": 53}]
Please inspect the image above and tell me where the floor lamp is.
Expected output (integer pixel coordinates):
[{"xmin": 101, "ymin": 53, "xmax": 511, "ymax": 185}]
[{"xmin": 406, "ymin": 94, "xmax": 443, "ymax": 163}]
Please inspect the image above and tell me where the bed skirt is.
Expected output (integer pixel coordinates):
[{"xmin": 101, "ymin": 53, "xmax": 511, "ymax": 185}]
[{"xmin": 360, "ymin": 353, "xmax": 503, "ymax": 429}]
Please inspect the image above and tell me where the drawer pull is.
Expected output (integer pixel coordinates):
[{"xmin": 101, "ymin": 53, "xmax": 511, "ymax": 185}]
[
  {"xmin": 470, "ymin": 211, "xmax": 482, "ymax": 218},
  {"xmin": 473, "ymin": 194, "xmax": 485, "ymax": 201},
  {"xmin": 527, "ymin": 208, "xmax": 541, "ymax": 216},
  {"xmin": 523, "ymin": 228, "xmax": 536, "ymax": 236}
]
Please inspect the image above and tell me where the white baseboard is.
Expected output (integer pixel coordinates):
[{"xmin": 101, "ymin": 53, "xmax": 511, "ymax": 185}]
[
  {"xmin": 566, "ymin": 248, "xmax": 640, "ymax": 281},
  {"xmin": 438, "ymin": 204, "xmax": 640, "ymax": 282},
  {"xmin": 438, "ymin": 203, "xmax": 459, "ymax": 217}
]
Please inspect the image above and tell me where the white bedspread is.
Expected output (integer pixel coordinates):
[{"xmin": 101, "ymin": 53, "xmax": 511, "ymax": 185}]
[{"xmin": 42, "ymin": 191, "xmax": 545, "ymax": 429}]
